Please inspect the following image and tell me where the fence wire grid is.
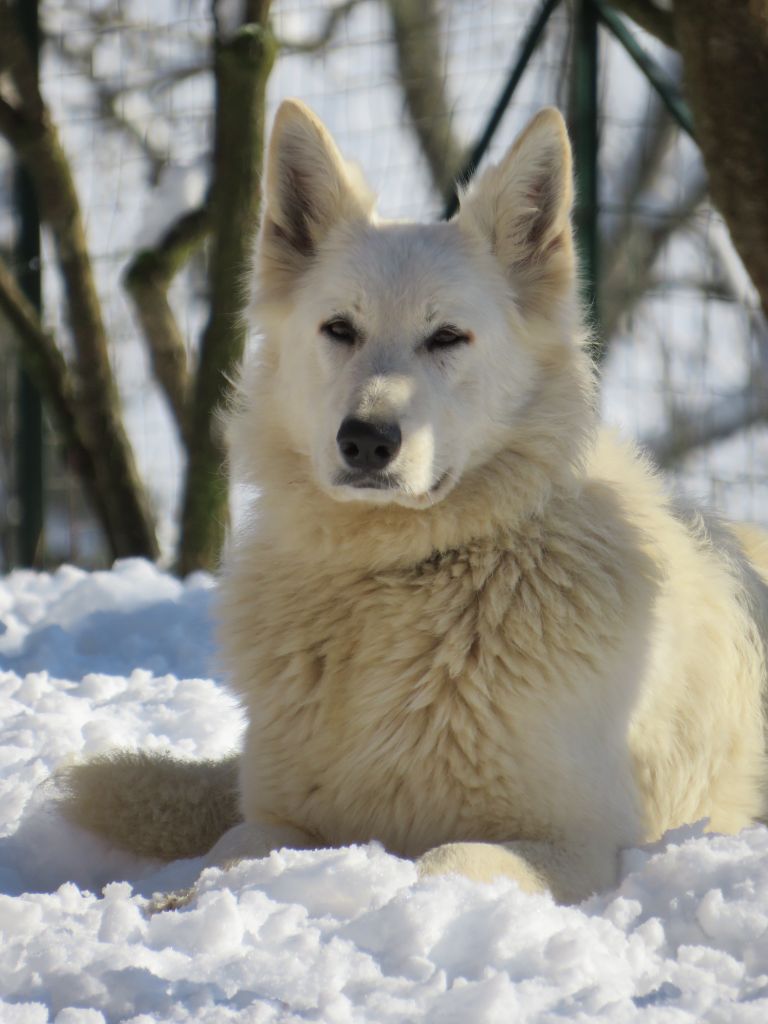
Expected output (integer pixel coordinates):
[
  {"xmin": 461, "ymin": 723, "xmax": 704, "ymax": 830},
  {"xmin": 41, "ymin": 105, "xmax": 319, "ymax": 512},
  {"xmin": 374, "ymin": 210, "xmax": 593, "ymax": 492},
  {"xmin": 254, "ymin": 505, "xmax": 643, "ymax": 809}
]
[{"xmin": 0, "ymin": 0, "xmax": 765, "ymax": 569}]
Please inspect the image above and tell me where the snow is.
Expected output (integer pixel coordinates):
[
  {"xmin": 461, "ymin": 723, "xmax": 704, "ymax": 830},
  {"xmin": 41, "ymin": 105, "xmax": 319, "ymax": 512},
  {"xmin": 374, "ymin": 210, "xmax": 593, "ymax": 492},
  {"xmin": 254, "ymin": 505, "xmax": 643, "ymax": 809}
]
[{"xmin": 2, "ymin": 563, "xmax": 768, "ymax": 1022}]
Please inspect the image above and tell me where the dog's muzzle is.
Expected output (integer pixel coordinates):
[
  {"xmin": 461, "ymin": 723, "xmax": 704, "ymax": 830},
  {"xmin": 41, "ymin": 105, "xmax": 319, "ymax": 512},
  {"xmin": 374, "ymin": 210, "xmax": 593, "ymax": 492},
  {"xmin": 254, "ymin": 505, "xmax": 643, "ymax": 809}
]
[{"xmin": 336, "ymin": 417, "xmax": 402, "ymax": 473}]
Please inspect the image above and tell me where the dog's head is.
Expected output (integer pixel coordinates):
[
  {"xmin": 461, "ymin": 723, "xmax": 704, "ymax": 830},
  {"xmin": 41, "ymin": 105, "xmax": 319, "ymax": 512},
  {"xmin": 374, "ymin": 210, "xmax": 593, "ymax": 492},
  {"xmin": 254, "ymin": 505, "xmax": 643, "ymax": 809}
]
[{"xmin": 248, "ymin": 100, "xmax": 582, "ymax": 509}]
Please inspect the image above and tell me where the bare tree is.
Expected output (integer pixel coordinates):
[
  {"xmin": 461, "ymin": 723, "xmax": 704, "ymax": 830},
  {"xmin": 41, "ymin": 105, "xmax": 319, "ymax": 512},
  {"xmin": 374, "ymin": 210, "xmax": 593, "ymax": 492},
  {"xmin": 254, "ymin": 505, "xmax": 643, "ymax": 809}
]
[
  {"xmin": 598, "ymin": 0, "xmax": 768, "ymax": 472},
  {"xmin": 612, "ymin": 0, "xmax": 768, "ymax": 323},
  {"xmin": 0, "ymin": 1, "xmax": 159, "ymax": 559},
  {"xmin": 0, "ymin": 0, "xmax": 275, "ymax": 572}
]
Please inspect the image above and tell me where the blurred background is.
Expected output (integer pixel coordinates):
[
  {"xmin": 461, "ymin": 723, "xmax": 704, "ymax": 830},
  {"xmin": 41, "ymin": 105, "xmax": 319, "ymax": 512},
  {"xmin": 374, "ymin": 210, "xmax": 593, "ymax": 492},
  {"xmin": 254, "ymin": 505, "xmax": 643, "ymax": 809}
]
[{"xmin": 0, "ymin": 0, "xmax": 766, "ymax": 572}]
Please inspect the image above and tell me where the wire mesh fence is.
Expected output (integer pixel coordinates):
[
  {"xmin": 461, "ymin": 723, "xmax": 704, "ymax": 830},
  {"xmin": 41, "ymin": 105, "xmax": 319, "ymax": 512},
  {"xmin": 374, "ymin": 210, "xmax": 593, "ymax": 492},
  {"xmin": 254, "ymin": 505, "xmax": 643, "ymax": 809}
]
[{"xmin": 0, "ymin": 0, "xmax": 765, "ymax": 571}]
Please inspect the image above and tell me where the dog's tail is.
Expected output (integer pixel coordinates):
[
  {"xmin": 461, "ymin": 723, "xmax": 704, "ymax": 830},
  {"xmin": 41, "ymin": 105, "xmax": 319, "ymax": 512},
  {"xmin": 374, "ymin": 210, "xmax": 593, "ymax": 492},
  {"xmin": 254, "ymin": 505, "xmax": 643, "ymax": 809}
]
[{"xmin": 57, "ymin": 751, "xmax": 242, "ymax": 861}]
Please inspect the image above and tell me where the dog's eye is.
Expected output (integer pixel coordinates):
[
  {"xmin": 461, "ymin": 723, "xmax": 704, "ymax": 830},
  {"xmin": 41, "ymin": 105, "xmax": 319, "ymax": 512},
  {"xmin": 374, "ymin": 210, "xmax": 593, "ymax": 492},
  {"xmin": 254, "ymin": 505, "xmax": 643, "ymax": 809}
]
[
  {"xmin": 321, "ymin": 318, "xmax": 357, "ymax": 346},
  {"xmin": 426, "ymin": 325, "xmax": 471, "ymax": 352}
]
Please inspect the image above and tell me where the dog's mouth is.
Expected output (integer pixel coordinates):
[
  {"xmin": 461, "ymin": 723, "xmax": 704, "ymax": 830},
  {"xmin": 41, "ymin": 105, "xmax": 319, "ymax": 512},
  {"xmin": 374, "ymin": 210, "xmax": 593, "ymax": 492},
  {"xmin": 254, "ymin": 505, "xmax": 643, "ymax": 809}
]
[
  {"xmin": 331, "ymin": 468, "xmax": 452, "ymax": 504},
  {"xmin": 334, "ymin": 470, "xmax": 398, "ymax": 491},
  {"xmin": 428, "ymin": 470, "xmax": 451, "ymax": 495}
]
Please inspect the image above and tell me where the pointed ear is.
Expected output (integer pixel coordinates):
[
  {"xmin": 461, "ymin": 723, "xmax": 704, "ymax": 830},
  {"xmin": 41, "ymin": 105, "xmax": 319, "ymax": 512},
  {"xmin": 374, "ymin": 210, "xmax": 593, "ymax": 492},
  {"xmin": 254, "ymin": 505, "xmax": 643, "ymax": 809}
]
[
  {"xmin": 457, "ymin": 108, "xmax": 575, "ymax": 309},
  {"xmin": 258, "ymin": 100, "xmax": 375, "ymax": 293}
]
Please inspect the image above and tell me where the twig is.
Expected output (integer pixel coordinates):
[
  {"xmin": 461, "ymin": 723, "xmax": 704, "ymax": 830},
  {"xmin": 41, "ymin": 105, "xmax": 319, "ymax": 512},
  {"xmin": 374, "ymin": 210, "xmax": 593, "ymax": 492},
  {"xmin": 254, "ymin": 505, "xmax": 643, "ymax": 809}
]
[
  {"xmin": 644, "ymin": 388, "xmax": 768, "ymax": 468},
  {"xmin": 276, "ymin": 0, "xmax": 362, "ymax": 54},
  {"xmin": 643, "ymin": 223, "xmax": 768, "ymax": 467},
  {"xmin": 602, "ymin": 93, "xmax": 674, "ymax": 256},
  {"xmin": 124, "ymin": 205, "xmax": 211, "ymax": 442},
  {"xmin": 51, "ymin": 34, "xmax": 171, "ymax": 179},
  {"xmin": 601, "ymin": 175, "xmax": 708, "ymax": 343}
]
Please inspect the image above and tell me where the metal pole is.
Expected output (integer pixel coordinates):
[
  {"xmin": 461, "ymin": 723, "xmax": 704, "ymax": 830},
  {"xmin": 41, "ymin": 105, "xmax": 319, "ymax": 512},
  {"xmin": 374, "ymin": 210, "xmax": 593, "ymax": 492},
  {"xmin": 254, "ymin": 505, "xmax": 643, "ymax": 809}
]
[
  {"xmin": 443, "ymin": 0, "xmax": 562, "ymax": 219},
  {"xmin": 14, "ymin": 0, "xmax": 44, "ymax": 567},
  {"xmin": 571, "ymin": 0, "xmax": 601, "ymax": 361},
  {"xmin": 594, "ymin": 1, "xmax": 694, "ymax": 139}
]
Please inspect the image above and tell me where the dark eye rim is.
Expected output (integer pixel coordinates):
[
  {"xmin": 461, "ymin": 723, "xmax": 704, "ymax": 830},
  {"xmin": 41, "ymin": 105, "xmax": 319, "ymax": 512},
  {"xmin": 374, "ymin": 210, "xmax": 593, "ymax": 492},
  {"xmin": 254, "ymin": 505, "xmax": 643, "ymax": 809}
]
[
  {"xmin": 320, "ymin": 317, "xmax": 358, "ymax": 346},
  {"xmin": 425, "ymin": 325, "xmax": 473, "ymax": 352}
]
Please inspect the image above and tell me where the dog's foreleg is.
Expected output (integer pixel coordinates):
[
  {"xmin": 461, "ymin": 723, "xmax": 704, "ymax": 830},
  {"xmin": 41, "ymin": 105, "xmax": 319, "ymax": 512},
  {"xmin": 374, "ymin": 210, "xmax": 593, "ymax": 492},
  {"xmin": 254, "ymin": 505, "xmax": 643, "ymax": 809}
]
[
  {"xmin": 417, "ymin": 839, "xmax": 619, "ymax": 904},
  {"xmin": 148, "ymin": 821, "xmax": 319, "ymax": 914},
  {"xmin": 202, "ymin": 820, "xmax": 319, "ymax": 870}
]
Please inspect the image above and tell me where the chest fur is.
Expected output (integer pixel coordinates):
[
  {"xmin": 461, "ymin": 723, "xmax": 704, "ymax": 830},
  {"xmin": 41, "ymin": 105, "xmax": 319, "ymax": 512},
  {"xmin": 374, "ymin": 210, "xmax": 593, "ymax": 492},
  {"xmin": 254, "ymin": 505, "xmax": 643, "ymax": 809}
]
[{"xmin": 221, "ymin": 511, "xmax": 649, "ymax": 854}]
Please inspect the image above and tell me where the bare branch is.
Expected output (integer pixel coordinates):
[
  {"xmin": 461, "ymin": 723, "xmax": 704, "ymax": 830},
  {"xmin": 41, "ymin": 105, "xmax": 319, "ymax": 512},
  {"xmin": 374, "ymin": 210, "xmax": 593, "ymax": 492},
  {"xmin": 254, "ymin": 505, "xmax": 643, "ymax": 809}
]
[
  {"xmin": 386, "ymin": 0, "xmax": 465, "ymax": 204},
  {"xmin": 0, "ymin": 254, "xmax": 79, "ymax": 444},
  {"xmin": 601, "ymin": 175, "xmax": 708, "ymax": 343},
  {"xmin": 0, "ymin": 95, "xmax": 26, "ymax": 142},
  {"xmin": 599, "ymin": 95, "xmax": 676, "ymax": 354},
  {"xmin": 0, "ymin": 4, "xmax": 44, "ymax": 120},
  {"xmin": 643, "ymin": 226, "xmax": 768, "ymax": 467},
  {"xmin": 124, "ymin": 206, "xmax": 212, "ymax": 441},
  {"xmin": 276, "ymin": 0, "xmax": 363, "ymax": 54},
  {"xmin": 125, "ymin": 62, "xmax": 209, "ymax": 96},
  {"xmin": 50, "ymin": 34, "xmax": 171, "ymax": 178},
  {"xmin": 0, "ymin": 254, "xmax": 117, "ymax": 549},
  {"xmin": 647, "ymin": 275, "xmax": 734, "ymax": 301},
  {"xmin": 608, "ymin": 0, "xmax": 677, "ymax": 49},
  {"xmin": 644, "ymin": 387, "xmax": 768, "ymax": 467},
  {"xmin": 0, "ymin": 0, "xmax": 159, "ymax": 559},
  {"xmin": 706, "ymin": 226, "xmax": 768, "ymax": 374},
  {"xmin": 602, "ymin": 94, "xmax": 675, "ymax": 257},
  {"xmin": 61, "ymin": 1, "xmax": 209, "ymax": 54}
]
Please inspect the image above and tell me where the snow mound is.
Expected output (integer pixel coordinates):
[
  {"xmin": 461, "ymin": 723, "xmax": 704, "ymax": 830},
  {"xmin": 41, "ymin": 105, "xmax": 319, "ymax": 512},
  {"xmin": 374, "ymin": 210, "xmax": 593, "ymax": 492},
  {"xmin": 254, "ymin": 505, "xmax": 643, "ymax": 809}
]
[{"xmin": 2, "ymin": 561, "xmax": 768, "ymax": 1022}]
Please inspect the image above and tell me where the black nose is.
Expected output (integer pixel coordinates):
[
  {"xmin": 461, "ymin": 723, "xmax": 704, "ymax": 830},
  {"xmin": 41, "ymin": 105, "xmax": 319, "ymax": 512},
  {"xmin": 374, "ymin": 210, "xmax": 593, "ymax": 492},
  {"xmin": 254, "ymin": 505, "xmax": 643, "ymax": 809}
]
[{"xmin": 336, "ymin": 417, "xmax": 402, "ymax": 471}]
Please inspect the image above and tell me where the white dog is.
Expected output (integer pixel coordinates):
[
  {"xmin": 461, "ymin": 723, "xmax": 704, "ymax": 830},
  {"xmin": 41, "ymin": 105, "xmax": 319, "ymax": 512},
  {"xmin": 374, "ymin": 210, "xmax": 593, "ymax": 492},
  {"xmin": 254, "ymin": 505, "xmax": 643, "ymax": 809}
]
[{"xmin": 63, "ymin": 101, "xmax": 768, "ymax": 904}]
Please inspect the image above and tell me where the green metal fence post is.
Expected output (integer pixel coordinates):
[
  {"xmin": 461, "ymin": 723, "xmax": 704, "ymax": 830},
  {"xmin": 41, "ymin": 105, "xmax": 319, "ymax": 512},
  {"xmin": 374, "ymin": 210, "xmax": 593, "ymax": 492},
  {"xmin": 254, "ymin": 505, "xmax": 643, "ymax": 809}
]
[
  {"xmin": 571, "ymin": 0, "xmax": 601, "ymax": 362},
  {"xmin": 14, "ymin": 0, "xmax": 44, "ymax": 567},
  {"xmin": 594, "ymin": 1, "xmax": 694, "ymax": 140},
  {"xmin": 443, "ymin": 0, "xmax": 562, "ymax": 219}
]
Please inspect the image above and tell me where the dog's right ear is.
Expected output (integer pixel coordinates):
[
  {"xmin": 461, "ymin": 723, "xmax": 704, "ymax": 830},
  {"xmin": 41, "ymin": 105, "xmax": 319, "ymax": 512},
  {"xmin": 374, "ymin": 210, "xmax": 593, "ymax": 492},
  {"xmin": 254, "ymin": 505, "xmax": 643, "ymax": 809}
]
[
  {"xmin": 258, "ymin": 100, "xmax": 374, "ymax": 287},
  {"xmin": 457, "ymin": 108, "xmax": 575, "ymax": 312}
]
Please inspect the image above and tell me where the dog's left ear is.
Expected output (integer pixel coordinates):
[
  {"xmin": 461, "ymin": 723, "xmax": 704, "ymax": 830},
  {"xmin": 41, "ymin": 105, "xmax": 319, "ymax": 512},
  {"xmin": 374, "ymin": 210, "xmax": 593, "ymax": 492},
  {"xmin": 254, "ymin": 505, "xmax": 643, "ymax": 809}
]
[
  {"xmin": 258, "ymin": 100, "xmax": 375, "ymax": 294},
  {"xmin": 457, "ymin": 108, "xmax": 574, "ymax": 309}
]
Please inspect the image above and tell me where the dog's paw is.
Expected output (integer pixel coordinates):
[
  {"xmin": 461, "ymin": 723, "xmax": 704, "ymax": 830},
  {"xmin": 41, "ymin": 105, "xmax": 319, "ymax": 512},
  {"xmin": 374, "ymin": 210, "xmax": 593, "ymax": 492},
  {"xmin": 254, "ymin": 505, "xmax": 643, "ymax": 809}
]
[
  {"xmin": 417, "ymin": 841, "xmax": 549, "ymax": 894},
  {"xmin": 203, "ymin": 820, "xmax": 316, "ymax": 868}
]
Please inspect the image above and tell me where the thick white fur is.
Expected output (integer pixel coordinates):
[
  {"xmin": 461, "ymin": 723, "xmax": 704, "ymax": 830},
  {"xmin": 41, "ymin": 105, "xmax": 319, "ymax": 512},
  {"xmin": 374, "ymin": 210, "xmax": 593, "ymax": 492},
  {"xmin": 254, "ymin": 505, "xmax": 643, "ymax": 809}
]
[
  {"xmin": 62, "ymin": 101, "xmax": 768, "ymax": 905},
  {"xmin": 213, "ymin": 101, "xmax": 768, "ymax": 902}
]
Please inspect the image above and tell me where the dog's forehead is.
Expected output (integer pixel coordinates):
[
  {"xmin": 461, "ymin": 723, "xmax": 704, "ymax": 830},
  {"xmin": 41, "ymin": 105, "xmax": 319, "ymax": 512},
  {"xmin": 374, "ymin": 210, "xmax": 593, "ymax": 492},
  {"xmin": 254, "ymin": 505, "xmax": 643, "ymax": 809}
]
[{"xmin": 315, "ymin": 220, "xmax": 490, "ymax": 324}]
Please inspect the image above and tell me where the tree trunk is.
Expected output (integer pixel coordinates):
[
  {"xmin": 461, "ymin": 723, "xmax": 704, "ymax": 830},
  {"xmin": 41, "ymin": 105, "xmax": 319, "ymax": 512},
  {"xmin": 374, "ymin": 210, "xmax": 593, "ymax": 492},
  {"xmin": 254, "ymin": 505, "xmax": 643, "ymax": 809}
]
[
  {"xmin": 0, "ymin": 1, "xmax": 159, "ymax": 560},
  {"xmin": 386, "ymin": 0, "xmax": 465, "ymax": 205},
  {"xmin": 22, "ymin": 123, "xmax": 160, "ymax": 559},
  {"xmin": 673, "ymin": 0, "xmax": 768, "ymax": 318},
  {"xmin": 177, "ymin": 1, "xmax": 274, "ymax": 574},
  {"xmin": 0, "ymin": 256, "xmax": 115, "ymax": 546}
]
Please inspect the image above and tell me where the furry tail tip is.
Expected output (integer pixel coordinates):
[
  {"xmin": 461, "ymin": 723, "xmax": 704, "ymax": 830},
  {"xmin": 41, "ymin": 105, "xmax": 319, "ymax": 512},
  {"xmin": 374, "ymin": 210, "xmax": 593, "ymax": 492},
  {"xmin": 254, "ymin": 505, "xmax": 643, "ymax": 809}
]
[{"xmin": 55, "ymin": 750, "xmax": 242, "ymax": 862}]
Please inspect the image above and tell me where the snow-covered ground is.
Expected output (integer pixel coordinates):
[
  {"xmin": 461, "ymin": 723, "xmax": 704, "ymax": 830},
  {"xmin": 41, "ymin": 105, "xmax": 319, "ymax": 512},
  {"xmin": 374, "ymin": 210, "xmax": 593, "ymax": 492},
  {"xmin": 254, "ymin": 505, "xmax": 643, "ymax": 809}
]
[{"xmin": 2, "ymin": 561, "xmax": 768, "ymax": 1023}]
